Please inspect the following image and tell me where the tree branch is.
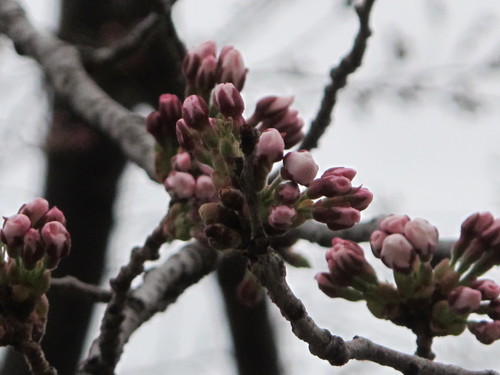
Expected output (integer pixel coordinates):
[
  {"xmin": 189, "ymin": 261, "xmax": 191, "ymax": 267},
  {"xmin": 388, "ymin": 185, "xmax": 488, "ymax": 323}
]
[
  {"xmin": 0, "ymin": 0, "xmax": 156, "ymax": 178},
  {"xmin": 49, "ymin": 276, "xmax": 111, "ymax": 304},
  {"xmin": 300, "ymin": 0, "xmax": 376, "ymax": 151}
]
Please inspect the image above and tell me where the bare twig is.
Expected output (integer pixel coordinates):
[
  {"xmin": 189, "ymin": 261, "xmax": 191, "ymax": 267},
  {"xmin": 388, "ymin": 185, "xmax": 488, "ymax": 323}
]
[
  {"xmin": 79, "ymin": 220, "xmax": 167, "ymax": 375},
  {"xmin": 299, "ymin": 0, "xmax": 376, "ymax": 151},
  {"xmin": 49, "ymin": 276, "xmax": 112, "ymax": 304},
  {"xmin": 0, "ymin": 0, "xmax": 156, "ymax": 178}
]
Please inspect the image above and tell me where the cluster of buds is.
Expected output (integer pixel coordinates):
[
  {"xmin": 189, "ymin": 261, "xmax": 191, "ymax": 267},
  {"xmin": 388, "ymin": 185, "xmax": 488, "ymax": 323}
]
[
  {"xmin": 146, "ymin": 41, "xmax": 372, "ymax": 255},
  {"xmin": 317, "ymin": 213, "xmax": 500, "ymax": 351},
  {"xmin": 0, "ymin": 198, "xmax": 70, "ymax": 347}
]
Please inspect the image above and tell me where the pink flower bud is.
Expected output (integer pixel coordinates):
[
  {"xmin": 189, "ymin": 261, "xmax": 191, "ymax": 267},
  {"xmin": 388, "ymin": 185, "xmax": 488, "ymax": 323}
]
[
  {"xmin": 481, "ymin": 218, "xmax": 500, "ymax": 247},
  {"xmin": 256, "ymin": 128, "xmax": 285, "ymax": 163},
  {"xmin": 448, "ymin": 286, "xmax": 482, "ymax": 315},
  {"xmin": 216, "ymin": 46, "xmax": 247, "ymax": 91},
  {"xmin": 312, "ymin": 205, "xmax": 360, "ymax": 230},
  {"xmin": 1, "ymin": 214, "xmax": 31, "ymax": 249},
  {"xmin": 183, "ymin": 41, "xmax": 217, "ymax": 81},
  {"xmin": 195, "ymin": 175, "xmax": 216, "ymax": 200},
  {"xmin": 195, "ymin": 55, "xmax": 217, "ymax": 94},
  {"xmin": 21, "ymin": 228, "xmax": 44, "ymax": 270},
  {"xmin": 281, "ymin": 151, "xmax": 318, "ymax": 186},
  {"xmin": 268, "ymin": 205, "xmax": 297, "ymax": 230},
  {"xmin": 182, "ymin": 95, "xmax": 210, "ymax": 131},
  {"xmin": 471, "ymin": 279, "xmax": 500, "ymax": 300},
  {"xmin": 370, "ymin": 230, "xmax": 388, "ymax": 258},
  {"xmin": 261, "ymin": 109, "xmax": 304, "ymax": 149},
  {"xmin": 347, "ymin": 187, "xmax": 373, "ymax": 211},
  {"xmin": 171, "ymin": 152, "xmax": 192, "ymax": 172},
  {"xmin": 41, "ymin": 221, "xmax": 71, "ymax": 261},
  {"xmin": 380, "ymin": 233, "xmax": 416, "ymax": 274},
  {"xmin": 404, "ymin": 218, "xmax": 438, "ymax": 262},
  {"xmin": 322, "ymin": 167, "xmax": 357, "ymax": 181},
  {"xmin": 175, "ymin": 119, "xmax": 197, "ymax": 151},
  {"xmin": 164, "ymin": 171, "xmax": 196, "ymax": 199},
  {"xmin": 275, "ymin": 182, "xmax": 301, "ymax": 204},
  {"xmin": 307, "ymin": 175, "xmax": 352, "ymax": 199},
  {"xmin": 461, "ymin": 212, "xmax": 494, "ymax": 237},
  {"xmin": 158, "ymin": 94, "xmax": 183, "ymax": 128},
  {"xmin": 468, "ymin": 321, "xmax": 500, "ymax": 344},
  {"xmin": 252, "ymin": 96, "xmax": 294, "ymax": 121},
  {"xmin": 18, "ymin": 198, "xmax": 49, "ymax": 226},
  {"xmin": 488, "ymin": 299, "xmax": 500, "ymax": 320},
  {"xmin": 212, "ymin": 83, "xmax": 245, "ymax": 118},
  {"xmin": 42, "ymin": 206, "xmax": 66, "ymax": 226},
  {"xmin": 380, "ymin": 214, "xmax": 410, "ymax": 234}
]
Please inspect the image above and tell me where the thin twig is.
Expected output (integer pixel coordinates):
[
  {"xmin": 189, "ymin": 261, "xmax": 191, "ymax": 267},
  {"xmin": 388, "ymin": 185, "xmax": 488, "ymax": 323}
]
[
  {"xmin": 49, "ymin": 276, "xmax": 112, "ymax": 303},
  {"xmin": 299, "ymin": 0, "xmax": 376, "ymax": 151},
  {"xmin": 0, "ymin": 0, "xmax": 156, "ymax": 178}
]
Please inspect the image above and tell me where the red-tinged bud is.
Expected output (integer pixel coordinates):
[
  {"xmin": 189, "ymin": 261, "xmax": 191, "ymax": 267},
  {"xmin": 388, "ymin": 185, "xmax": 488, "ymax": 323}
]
[
  {"xmin": 283, "ymin": 129, "xmax": 305, "ymax": 149},
  {"xmin": 41, "ymin": 221, "xmax": 71, "ymax": 264},
  {"xmin": 380, "ymin": 214, "xmax": 410, "ymax": 234},
  {"xmin": 370, "ymin": 230, "xmax": 388, "ymax": 258},
  {"xmin": 175, "ymin": 119, "xmax": 197, "ymax": 151},
  {"xmin": 252, "ymin": 96, "xmax": 294, "ymax": 121},
  {"xmin": 212, "ymin": 83, "xmax": 245, "ymax": 118},
  {"xmin": 171, "ymin": 152, "xmax": 192, "ymax": 172},
  {"xmin": 195, "ymin": 175, "xmax": 216, "ymax": 200},
  {"xmin": 448, "ymin": 286, "xmax": 482, "ymax": 315},
  {"xmin": 315, "ymin": 272, "xmax": 365, "ymax": 301},
  {"xmin": 256, "ymin": 128, "xmax": 285, "ymax": 163},
  {"xmin": 468, "ymin": 320, "xmax": 500, "ymax": 344},
  {"xmin": 220, "ymin": 187, "xmax": 244, "ymax": 210},
  {"xmin": 158, "ymin": 94, "xmax": 183, "ymax": 128},
  {"xmin": 380, "ymin": 233, "xmax": 416, "ymax": 274},
  {"xmin": 404, "ymin": 218, "xmax": 438, "ymax": 262},
  {"xmin": 146, "ymin": 111, "xmax": 164, "ymax": 144},
  {"xmin": 21, "ymin": 228, "xmax": 44, "ymax": 270},
  {"xmin": 261, "ymin": 108, "xmax": 304, "ymax": 149},
  {"xmin": 461, "ymin": 212, "xmax": 494, "ymax": 237},
  {"xmin": 307, "ymin": 175, "xmax": 352, "ymax": 199},
  {"xmin": 471, "ymin": 279, "xmax": 500, "ymax": 300},
  {"xmin": 236, "ymin": 271, "xmax": 264, "ymax": 307},
  {"xmin": 18, "ymin": 198, "xmax": 49, "ymax": 227},
  {"xmin": 41, "ymin": 206, "xmax": 66, "ymax": 226},
  {"xmin": 481, "ymin": 218, "xmax": 500, "ymax": 247},
  {"xmin": 488, "ymin": 299, "xmax": 500, "ymax": 320},
  {"xmin": 281, "ymin": 151, "xmax": 318, "ymax": 186},
  {"xmin": 216, "ymin": 46, "xmax": 247, "ymax": 91},
  {"xmin": 182, "ymin": 95, "xmax": 210, "ymax": 131},
  {"xmin": 325, "ymin": 207, "xmax": 361, "ymax": 230},
  {"xmin": 275, "ymin": 182, "xmax": 301, "ymax": 204},
  {"xmin": 164, "ymin": 171, "xmax": 196, "ymax": 199},
  {"xmin": 196, "ymin": 55, "xmax": 217, "ymax": 94},
  {"xmin": 183, "ymin": 41, "xmax": 217, "ymax": 81},
  {"xmin": 347, "ymin": 187, "xmax": 373, "ymax": 211},
  {"xmin": 1, "ymin": 214, "xmax": 31, "ymax": 250},
  {"xmin": 322, "ymin": 167, "xmax": 357, "ymax": 181},
  {"xmin": 268, "ymin": 205, "xmax": 297, "ymax": 230}
]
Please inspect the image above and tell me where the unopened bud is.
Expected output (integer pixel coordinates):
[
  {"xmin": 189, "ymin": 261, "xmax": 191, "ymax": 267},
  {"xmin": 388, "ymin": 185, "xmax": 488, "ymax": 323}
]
[
  {"xmin": 379, "ymin": 214, "xmax": 410, "ymax": 234},
  {"xmin": 41, "ymin": 221, "xmax": 71, "ymax": 265},
  {"xmin": 379, "ymin": 233, "xmax": 416, "ymax": 274},
  {"xmin": 220, "ymin": 187, "xmax": 244, "ymax": 210},
  {"xmin": 404, "ymin": 218, "xmax": 438, "ymax": 262},
  {"xmin": 268, "ymin": 205, "xmax": 297, "ymax": 231},
  {"xmin": 281, "ymin": 151, "xmax": 318, "ymax": 186},
  {"xmin": 471, "ymin": 279, "xmax": 500, "ymax": 301},
  {"xmin": 1, "ymin": 214, "xmax": 31, "ymax": 252},
  {"xmin": 216, "ymin": 46, "xmax": 247, "ymax": 91},
  {"xmin": 195, "ymin": 175, "xmax": 216, "ymax": 200},
  {"xmin": 275, "ymin": 182, "xmax": 301, "ymax": 204},
  {"xmin": 468, "ymin": 321, "xmax": 500, "ymax": 344},
  {"xmin": 212, "ymin": 83, "xmax": 245, "ymax": 118},
  {"xmin": 164, "ymin": 171, "xmax": 196, "ymax": 199},
  {"xmin": 18, "ymin": 198, "xmax": 49, "ymax": 227},
  {"xmin": 256, "ymin": 128, "xmax": 285, "ymax": 163},
  {"xmin": 182, "ymin": 95, "xmax": 210, "ymax": 131},
  {"xmin": 448, "ymin": 286, "xmax": 482, "ymax": 315}
]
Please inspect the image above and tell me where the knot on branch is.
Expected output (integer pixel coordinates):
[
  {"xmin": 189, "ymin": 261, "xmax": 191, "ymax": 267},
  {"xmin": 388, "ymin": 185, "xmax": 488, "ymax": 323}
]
[{"xmin": 309, "ymin": 329, "xmax": 349, "ymax": 366}]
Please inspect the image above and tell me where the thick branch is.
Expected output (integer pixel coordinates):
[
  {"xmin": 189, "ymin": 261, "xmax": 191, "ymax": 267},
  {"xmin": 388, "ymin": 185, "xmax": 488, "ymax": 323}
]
[
  {"xmin": 49, "ymin": 276, "xmax": 111, "ymax": 303},
  {"xmin": 251, "ymin": 251, "xmax": 498, "ymax": 375},
  {"xmin": 0, "ymin": 0, "xmax": 156, "ymax": 178},
  {"xmin": 300, "ymin": 0, "xmax": 376, "ymax": 151}
]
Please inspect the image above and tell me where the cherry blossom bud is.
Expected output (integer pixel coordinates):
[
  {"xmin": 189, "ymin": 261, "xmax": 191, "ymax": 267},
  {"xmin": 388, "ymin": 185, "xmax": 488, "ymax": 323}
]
[
  {"xmin": 448, "ymin": 286, "xmax": 482, "ymax": 315},
  {"xmin": 175, "ymin": 119, "xmax": 197, "ymax": 151},
  {"xmin": 195, "ymin": 175, "xmax": 216, "ymax": 200},
  {"xmin": 41, "ymin": 221, "xmax": 71, "ymax": 262},
  {"xmin": 379, "ymin": 233, "xmax": 416, "ymax": 274},
  {"xmin": 380, "ymin": 214, "xmax": 410, "ymax": 234},
  {"xmin": 212, "ymin": 83, "xmax": 245, "ymax": 118},
  {"xmin": 481, "ymin": 218, "xmax": 500, "ymax": 247},
  {"xmin": 468, "ymin": 321, "xmax": 500, "ymax": 344},
  {"xmin": 307, "ymin": 175, "xmax": 352, "ymax": 199},
  {"xmin": 42, "ymin": 206, "xmax": 66, "ymax": 226},
  {"xmin": 347, "ymin": 187, "xmax": 373, "ymax": 211},
  {"xmin": 315, "ymin": 272, "xmax": 364, "ymax": 301},
  {"xmin": 471, "ymin": 279, "xmax": 500, "ymax": 300},
  {"xmin": 158, "ymin": 94, "xmax": 183, "ymax": 128},
  {"xmin": 261, "ymin": 109, "xmax": 304, "ymax": 148},
  {"xmin": 252, "ymin": 96, "xmax": 294, "ymax": 121},
  {"xmin": 404, "ymin": 218, "xmax": 438, "ymax": 262},
  {"xmin": 256, "ymin": 128, "xmax": 285, "ymax": 163},
  {"xmin": 281, "ymin": 151, "xmax": 318, "ymax": 186},
  {"xmin": 195, "ymin": 55, "xmax": 217, "ymax": 94},
  {"xmin": 21, "ymin": 229, "xmax": 44, "ymax": 270},
  {"xmin": 275, "ymin": 182, "xmax": 301, "ymax": 204},
  {"xmin": 18, "ymin": 198, "xmax": 49, "ymax": 226},
  {"xmin": 268, "ymin": 205, "xmax": 297, "ymax": 230},
  {"xmin": 461, "ymin": 212, "xmax": 494, "ymax": 237},
  {"xmin": 370, "ymin": 230, "xmax": 388, "ymax": 258},
  {"xmin": 488, "ymin": 299, "xmax": 500, "ymax": 320},
  {"xmin": 164, "ymin": 171, "xmax": 196, "ymax": 199},
  {"xmin": 183, "ymin": 41, "xmax": 217, "ymax": 81},
  {"xmin": 182, "ymin": 95, "xmax": 210, "ymax": 131},
  {"xmin": 171, "ymin": 152, "xmax": 192, "ymax": 172},
  {"xmin": 1, "ymin": 214, "xmax": 31, "ymax": 250},
  {"xmin": 312, "ymin": 204, "xmax": 360, "ymax": 230},
  {"xmin": 216, "ymin": 46, "xmax": 247, "ymax": 91},
  {"xmin": 322, "ymin": 167, "xmax": 357, "ymax": 181}
]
